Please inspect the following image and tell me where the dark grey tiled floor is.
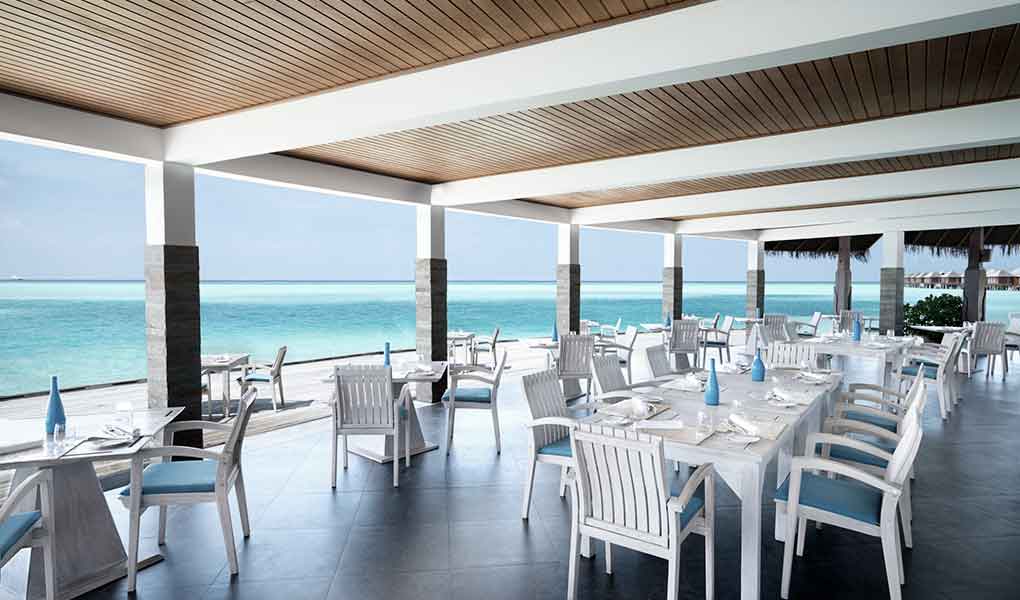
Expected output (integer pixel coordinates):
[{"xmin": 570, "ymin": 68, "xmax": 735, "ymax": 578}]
[{"xmin": 77, "ymin": 366, "xmax": 1020, "ymax": 600}]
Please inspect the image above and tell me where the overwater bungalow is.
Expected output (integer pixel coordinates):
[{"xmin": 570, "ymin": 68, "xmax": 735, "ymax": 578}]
[{"xmin": 2, "ymin": 3, "xmax": 1020, "ymax": 600}]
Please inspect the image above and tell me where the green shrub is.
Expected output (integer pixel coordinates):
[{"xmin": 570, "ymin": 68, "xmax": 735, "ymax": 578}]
[{"xmin": 904, "ymin": 294, "xmax": 963, "ymax": 327}]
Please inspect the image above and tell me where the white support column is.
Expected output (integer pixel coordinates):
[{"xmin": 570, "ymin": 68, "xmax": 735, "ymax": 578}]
[
  {"xmin": 557, "ymin": 224, "xmax": 581, "ymax": 335},
  {"xmin": 880, "ymin": 232, "xmax": 906, "ymax": 335},
  {"xmin": 144, "ymin": 162, "xmax": 202, "ymax": 446},
  {"xmin": 416, "ymin": 206, "xmax": 447, "ymax": 402},
  {"xmin": 747, "ymin": 241, "xmax": 765, "ymax": 319},
  {"xmin": 663, "ymin": 234, "xmax": 683, "ymax": 320}
]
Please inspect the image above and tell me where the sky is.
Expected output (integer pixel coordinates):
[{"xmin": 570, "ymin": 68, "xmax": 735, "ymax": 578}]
[{"xmin": 1, "ymin": 139, "xmax": 1015, "ymax": 282}]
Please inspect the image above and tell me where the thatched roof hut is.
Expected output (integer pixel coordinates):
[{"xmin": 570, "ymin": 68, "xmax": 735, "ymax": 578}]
[
  {"xmin": 905, "ymin": 225, "xmax": 1020, "ymax": 256},
  {"xmin": 764, "ymin": 234, "xmax": 881, "ymax": 260}
]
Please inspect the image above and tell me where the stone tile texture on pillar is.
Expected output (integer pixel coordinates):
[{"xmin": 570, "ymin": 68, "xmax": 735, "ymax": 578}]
[{"xmin": 416, "ymin": 258, "xmax": 447, "ymax": 402}]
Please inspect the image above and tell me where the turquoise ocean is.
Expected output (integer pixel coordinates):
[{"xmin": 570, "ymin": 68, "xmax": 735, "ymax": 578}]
[{"xmin": 2, "ymin": 280, "xmax": 1017, "ymax": 397}]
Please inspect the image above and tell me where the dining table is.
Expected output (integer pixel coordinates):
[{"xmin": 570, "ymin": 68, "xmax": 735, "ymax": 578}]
[
  {"xmin": 0, "ymin": 408, "xmax": 183, "ymax": 600},
  {"xmin": 323, "ymin": 360, "xmax": 448, "ymax": 463},
  {"xmin": 201, "ymin": 353, "xmax": 250, "ymax": 417},
  {"xmin": 447, "ymin": 331, "xmax": 476, "ymax": 365},
  {"xmin": 583, "ymin": 367, "xmax": 842, "ymax": 600},
  {"xmin": 800, "ymin": 334, "xmax": 917, "ymax": 386}
]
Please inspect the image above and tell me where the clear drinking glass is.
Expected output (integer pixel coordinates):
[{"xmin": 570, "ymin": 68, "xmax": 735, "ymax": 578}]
[{"xmin": 696, "ymin": 410, "xmax": 713, "ymax": 439}]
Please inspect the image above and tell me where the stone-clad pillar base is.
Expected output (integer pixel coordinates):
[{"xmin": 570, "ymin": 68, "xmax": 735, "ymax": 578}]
[
  {"xmin": 663, "ymin": 267, "xmax": 682, "ymax": 319},
  {"xmin": 416, "ymin": 258, "xmax": 447, "ymax": 402},
  {"xmin": 746, "ymin": 269, "xmax": 765, "ymax": 319},
  {"xmin": 963, "ymin": 267, "xmax": 987, "ymax": 322},
  {"xmin": 879, "ymin": 267, "xmax": 905, "ymax": 335},
  {"xmin": 146, "ymin": 244, "xmax": 202, "ymax": 448},
  {"xmin": 834, "ymin": 268, "xmax": 852, "ymax": 313},
  {"xmin": 557, "ymin": 264, "xmax": 580, "ymax": 335}
]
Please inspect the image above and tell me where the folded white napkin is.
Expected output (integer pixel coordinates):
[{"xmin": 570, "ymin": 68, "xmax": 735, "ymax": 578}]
[
  {"xmin": 599, "ymin": 397, "xmax": 655, "ymax": 419},
  {"xmin": 728, "ymin": 413, "xmax": 760, "ymax": 436},
  {"xmin": 716, "ymin": 362, "xmax": 748, "ymax": 374},
  {"xmin": 770, "ymin": 387, "xmax": 814, "ymax": 406},
  {"xmin": 663, "ymin": 373, "xmax": 705, "ymax": 392},
  {"xmin": 635, "ymin": 419, "xmax": 685, "ymax": 431}
]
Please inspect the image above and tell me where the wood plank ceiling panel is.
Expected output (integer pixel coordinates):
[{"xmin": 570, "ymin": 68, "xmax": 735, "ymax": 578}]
[
  {"xmin": 289, "ymin": 25, "xmax": 1020, "ymax": 183},
  {"xmin": 524, "ymin": 143, "xmax": 1020, "ymax": 212},
  {"xmin": 0, "ymin": 0, "xmax": 699, "ymax": 125}
]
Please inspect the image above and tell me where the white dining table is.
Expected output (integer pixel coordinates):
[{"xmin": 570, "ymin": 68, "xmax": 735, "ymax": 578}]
[
  {"xmin": 447, "ymin": 331, "xmax": 476, "ymax": 365},
  {"xmin": 323, "ymin": 361, "xmax": 448, "ymax": 463},
  {"xmin": 0, "ymin": 408, "xmax": 183, "ymax": 600},
  {"xmin": 801, "ymin": 335, "xmax": 916, "ymax": 386},
  {"xmin": 582, "ymin": 369, "xmax": 842, "ymax": 600},
  {"xmin": 201, "ymin": 353, "xmax": 250, "ymax": 417}
]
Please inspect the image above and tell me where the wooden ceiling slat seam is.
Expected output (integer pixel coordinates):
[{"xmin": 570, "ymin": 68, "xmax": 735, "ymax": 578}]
[
  {"xmin": 426, "ymin": 0, "xmax": 503, "ymax": 48},
  {"xmin": 777, "ymin": 63, "xmax": 829, "ymax": 126},
  {"xmin": 865, "ymin": 47, "xmax": 896, "ymax": 116},
  {"xmin": 728, "ymin": 71, "xmax": 793, "ymax": 132},
  {"xmin": 644, "ymin": 87, "xmax": 727, "ymax": 142},
  {"xmin": 371, "ymin": 0, "xmax": 471, "ymax": 56},
  {"xmin": 686, "ymin": 79, "xmax": 759, "ymax": 137},
  {"xmin": 958, "ymin": 28, "xmax": 993, "ymax": 104},
  {"xmin": 975, "ymin": 25, "xmax": 1016, "ymax": 101},
  {"xmin": 942, "ymin": 33, "xmax": 969, "ymax": 107},
  {"xmin": 703, "ymin": 76, "xmax": 772, "ymax": 135},
  {"xmin": 735, "ymin": 71, "xmax": 796, "ymax": 132},
  {"xmin": 991, "ymin": 25, "xmax": 1020, "ymax": 97},
  {"xmin": 812, "ymin": 57, "xmax": 855, "ymax": 123},
  {"xmin": 495, "ymin": 110, "xmax": 620, "ymax": 156},
  {"xmin": 601, "ymin": 0, "xmax": 630, "ymax": 19},
  {"xmin": 568, "ymin": 99, "xmax": 665, "ymax": 151},
  {"xmin": 759, "ymin": 67, "xmax": 818, "ymax": 129},
  {"xmin": 544, "ymin": 103, "xmax": 662, "ymax": 152},
  {"xmin": 389, "ymin": 0, "xmax": 489, "ymax": 53},
  {"xmin": 287, "ymin": 0, "xmax": 431, "ymax": 66},
  {"xmin": 925, "ymin": 35, "xmax": 948, "ymax": 110},
  {"xmin": 468, "ymin": 0, "xmax": 531, "ymax": 42},
  {"xmin": 489, "ymin": 0, "xmax": 545, "ymax": 38},
  {"xmin": 885, "ymin": 44, "xmax": 911, "ymax": 114},
  {"xmin": 443, "ymin": 0, "xmax": 516, "ymax": 45},
  {"xmin": 614, "ymin": 91, "xmax": 702, "ymax": 146},
  {"xmin": 556, "ymin": 0, "xmax": 596, "ymax": 26},
  {"xmin": 0, "ymin": 78, "xmax": 186, "ymax": 124},
  {"xmin": 510, "ymin": 0, "xmax": 561, "ymax": 35},
  {"xmin": 659, "ymin": 84, "xmax": 742, "ymax": 139},
  {"xmin": 847, "ymin": 51, "xmax": 881, "ymax": 118},
  {"xmin": 906, "ymin": 40, "xmax": 927, "ymax": 112},
  {"xmin": 830, "ymin": 54, "xmax": 869, "ymax": 120},
  {"xmin": 338, "ymin": 0, "xmax": 450, "ymax": 62}
]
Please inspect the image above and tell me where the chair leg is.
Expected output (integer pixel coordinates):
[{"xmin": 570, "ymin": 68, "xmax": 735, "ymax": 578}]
[
  {"xmin": 446, "ymin": 401, "xmax": 456, "ymax": 455},
  {"xmin": 936, "ymin": 380, "xmax": 949, "ymax": 420},
  {"xmin": 704, "ymin": 482, "xmax": 715, "ymax": 600},
  {"xmin": 158, "ymin": 505, "xmax": 168, "ymax": 545},
  {"xmin": 521, "ymin": 457, "xmax": 537, "ymax": 520},
  {"xmin": 559, "ymin": 465, "xmax": 569, "ymax": 498},
  {"xmin": 235, "ymin": 469, "xmax": 251, "ymax": 538},
  {"xmin": 780, "ymin": 503, "xmax": 798, "ymax": 599},
  {"xmin": 566, "ymin": 492, "xmax": 580, "ymax": 600},
  {"xmin": 491, "ymin": 405, "xmax": 501, "ymax": 454},
  {"xmin": 270, "ymin": 381, "xmax": 278, "ymax": 412},
  {"xmin": 330, "ymin": 413, "xmax": 338, "ymax": 489},
  {"xmin": 880, "ymin": 527, "xmax": 902, "ymax": 600},
  {"xmin": 392, "ymin": 433, "xmax": 400, "ymax": 488},
  {"xmin": 216, "ymin": 492, "xmax": 239, "ymax": 575},
  {"xmin": 405, "ymin": 403, "xmax": 411, "ymax": 468},
  {"xmin": 666, "ymin": 553, "xmax": 679, "ymax": 600},
  {"xmin": 277, "ymin": 377, "xmax": 285, "ymax": 408},
  {"xmin": 604, "ymin": 541, "xmax": 612, "ymax": 574},
  {"xmin": 796, "ymin": 517, "xmax": 807, "ymax": 556},
  {"xmin": 342, "ymin": 435, "xmax": 348, "ymax": 469}
]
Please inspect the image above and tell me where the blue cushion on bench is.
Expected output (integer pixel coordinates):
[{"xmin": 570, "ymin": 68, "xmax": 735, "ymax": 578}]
[
  {"xmin": 776, "ymin": 472, "xmax": 883, "ymax": 525},
  {"xmin": 901, "ymin": 364, "xmax": 937, "ymax": 379},
  {"xmin": 0, "ymin": 511, "xmax": 41, "ymax": 558},
  {"xmin": 119, "ymin": 460, "xmax": 217, "ymax": 496},
  {"xmin": 239, "ymin": 373, "xmax": 271, "ymax": 383}
]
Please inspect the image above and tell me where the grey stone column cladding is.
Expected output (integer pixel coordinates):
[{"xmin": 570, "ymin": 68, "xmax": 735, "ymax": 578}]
[
  {"xmin": 662, "ymin": 267, "xmax": 683, "ymax": 319},
  {"xmin": 834, "ymin": 268, "xmax": 853, "ymax": 313},
  {"xmin": 416, "ymin": 258, "xmax": 448, "ymax": 402},
  {"xmin": 879, "ymin": 267, "xmax": 905, "ymax": 335},
  {"xmin": 963, "ymin": 268, "xmax": 987, "ymax": 322},
  {"xmin": 557, "ymin": 264, "xmax": 581, "ymax": 334},
  {"xmin": 145, "ymin": 244, "xmax": 202, "ymax": 448},
  {"xmin": 746, "ymin": 269, "xmax": 765, "ymax": 319}
]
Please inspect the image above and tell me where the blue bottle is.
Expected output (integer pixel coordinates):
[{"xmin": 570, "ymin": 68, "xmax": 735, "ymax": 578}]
[
  {"xmin": 383, "ymin": 342, "xmax": 391, "ymax": 366},
  {"xmin": 552, "ymin": 320, "xmax": 559, "ymax": 342},
  {"xmin": 751, "ymin": 350, "xmax": 766, "ymax": 382},
  {"xmin": 704, "ymin": 359, "xmax": 720, "ymax": 406},
  {"xmin": 852, "ymin": 318, "xmax": 862, "ymax": 342},
  {"xmin": 45, "ymin": 375, "xmax": 66, "ymax": 435},
  {"xmin": 663, "ymin": 312, "xmax": 671, "ymax": 328}
]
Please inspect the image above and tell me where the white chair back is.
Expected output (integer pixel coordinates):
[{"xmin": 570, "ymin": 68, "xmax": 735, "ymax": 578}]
[
  {"xmin": 838, "ymin": 310, "xmax": 862, "ymax": 332},
  {"xmin": 809, "ymin": 312, "xmax": 822, "ymax": 329},
  {"xmin": 885, "ymin": 398, "xmax": 924, "ymax": 486},
  {"xmin": 669, "ymin": 319, "xmax": 700, "ymax": 353},
  {"xmin": 971, "ymin": 321, "xmax": 1006, "ymax": 353},
  {"xmin": 334, "ymin": 365, "xmax": 395, "ymax": 429},
  {"xmin": 646, "ymin": 345, "xmax": 674, "ymax": 378},
  {"xmin": 570, "ymin": 423, "xmax": 671, "ymax": 545},
  {"xmin": 620, "ymin": 325, "xmax": 639, "ymax": 351},
  {"xmin": 591, "ymin": 354, "xmax": 629, "ymax": 394},
  {"xmin": 767, "ymin": 342, "xmax": 817, "ymax": 369},
  {"xmin": 491, "ymin": 350, "xmax": 508, "ymax": 390},
  {"xmin": 558, "ymin": 334, "xmax": 595, "ymax": 378},
  {"xmin": 708, "ymin": 313, "xmax": 720, "ymax": 329},
  {"xmin": 270, "ymin": 346, "xmax": 287, "ymax": 378},
  {"xmin": 222, "ymin": 387, "xmax": 258, "ymax": 475},
  {"xmin": 763, "ymin": 314, "xmax": 789, "ymax": 342},
  {"xmin": 522, "ymin": 369, "xmax": 571, "ymax": 450},
  {"xmin": 719, "ymin": 315, "xmax": 734, "ymax": 335}
]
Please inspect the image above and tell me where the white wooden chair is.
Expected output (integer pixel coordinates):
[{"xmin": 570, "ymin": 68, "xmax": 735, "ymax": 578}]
[
  {"xmin": 778, "ymin": 398, "xmax": 924, "ymax": 600},
  {"xmin": 331, "ymin": 365, "xmax": 412, "ymax": 488},
  {"xmin": 894, "ymin": 333, "xmax": 964, "ymax": 419},
  {"xmin": 473, "ymin": 327, "xmax": 500, "ymax": 368},
  {"xmin": 837, "ymin": 309, "xmax": 862, "ymax": 333},
  {"xmin": 834, "ymin": 368, "xmax": 928, "ymax": 440},
  {"xmin": 201, "ymin": 369, "xmax": 214, "ymax": 419},
  {"xmin": 794, "ymin": 312, "xmax": 823, "ymax": 337},
  {"xmin": 442, "ymin": 351, "xmax": 508, "ymax": 455},
  {"xmin": 964, "ymin": 321, "xmax": 1008, "ymax": 380},
  {"xmin": 567, "ymin": 423, "xmax": 715, "ymax": 600},
  {"xmin": 668, "ymin": 319, "xmax": 701, "ymax": 369},
  {"xmin": 598, "ymin": 325, "xmax": 639, "ymax": 383},
  {"xmin": 763, "ymin": 314, "xmax": 790, "ymax": 343},
  {"xmin": 0, "ymin": 470, "xmax": 55, "ymax": 600},
  {"xmin": 238, "ymin": 345, "xmax": 287, "ymax": 411},
  {"xmin": 700, "ymin": 315, "xmax": 734, "ymax": 365},
  {"xmin": 1006, "ymin": 312, "xmax": 1020, "ymax": 361},
  {"xmin": 122, "ymin": 388, "xmax": 257, "ymax": 592},
  {"xmin": 521, "ymin": 369, "xmax": 578, "ymax": 520},
  {"xmin": 590, "ymin": 354, "xmax": 672, "ymax": 399},
  {"xmin": 555, "ymin": 334, "xmax": 596, "ymax": 399},
  {"xmin": 767, "ymin": 342, "xmax": 818, "ymax": 370},
  {"xmin": 646, "ymin": 344, "xmax": 691, "ymax": 378},
  {"xmin": 598, "ymin": 318, "xmax": 622, "ymax": 340}
]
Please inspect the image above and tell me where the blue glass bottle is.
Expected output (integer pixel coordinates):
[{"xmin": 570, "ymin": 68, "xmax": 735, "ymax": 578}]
[
  {"xmin": 663, "ymin": 312, "xmax": 671, "ymax": 329},
  {"xmin": 751, "ymin": 349, "xmax": 766, "ymax": 382},
  {"xmin": 552, "ymin": 319, "xmax": 559, "ymax": 342},
  {"xmin": 852, "ymin": 318, "xmax": 862, "ymax": 342},
  {"xmin": 704, "ymin": 359, "xmax": 720, "ymax": 406},
  {"xmin": 45, "ymin": 375, "xmax": 66, "ymax": 435},
  {"xmin": 383, "ymin": 342, "xmax": 391, "ymax": 366}
]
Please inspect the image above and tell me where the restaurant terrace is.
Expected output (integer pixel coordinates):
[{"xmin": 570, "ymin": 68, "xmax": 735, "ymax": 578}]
[{"xmin": 2, "ymin": 2, "xmax": 1020, "ymax": 600}]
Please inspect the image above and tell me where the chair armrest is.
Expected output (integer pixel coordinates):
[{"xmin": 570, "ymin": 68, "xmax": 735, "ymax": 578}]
[
  {"xmin": 525, "ymin": 416, "xmax": 577, "ymax": 429},
  {"xmin": 823, "ymin": 418, "xmax": 901, "ymax": 444},
  {"xmin": 667, "ymin": 463, "xmax": 713, "ymax": 514},
  {"xmin": 807, "ymin": 432, "xmax": 894, "ymax": 465},
  {"xmin": 136, "ymin": 446, "xmax": 223, "ymax": 462},
  {"xmin": 840, "ymin": 392, "xmax": 907, "ymax": 413},
  {"xmin": 790, "ymin": 456, "xmax": 901, "ymax": 497},
  {"xmin": 452, "ymin": 374, "xmax": 496, "ymax": 386},
  {"xmin": 847, "ymin": 383, "xmax": 907, "ymax": 399},
  {"xmin": 592, "ymin": 391, "xmax": 641, "ymax": 405},
  {"xmin": 0, "ymin": 470, "xmax": 51, "ymax": 523},
  {"xmin": 165, "ymin": 421, "xmax": 234, "ymax": 434},
  {"xmin": 835, "ymin": 403, "xmax": 903, "ymax": 424}
]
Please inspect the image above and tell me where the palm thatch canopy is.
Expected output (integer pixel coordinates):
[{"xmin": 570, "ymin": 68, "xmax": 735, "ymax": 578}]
[
  {"xmin": 906, "ymin": 225, "xmax": 1020, "ymax": 256},
  {"xmin": 764, "ymin": 234, "xmax": 880, "ymax": 261}
]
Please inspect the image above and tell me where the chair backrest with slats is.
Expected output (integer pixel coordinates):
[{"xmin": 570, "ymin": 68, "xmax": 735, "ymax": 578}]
[
  {"xmin": 972, "ymin": 321, "xmax": 1006, "ymax": 353},
  {"xmin": 708, "ymin": 313, "xmax": 720, "ymax": 329},
  {"xmin": 646, "ymin": 345, "xmax": 674, "ymax": 378},
  {"xmin": 838, "ymin": 310, "xmax": 862, "ymax": 332},
  {"xmin": 719, "ymin": 315, "xmax": 734, "ymax": 335},
  {"xmin": 767, "ymin": 342, "xmax": 817, "ymax": 369},
  {"xmin": 885, "ymin": 397, "xmax": 924, "ymax": 486},
  {"xmin": 558, "ymin": 334, "xmax": 595, "ymax": 378},
  {"xmin": 591, "ymin": 354, "xmax": 629, "ymax": 394},
  {"xmin": 571, "ymin": 423, "xmax": 671, "ymax": 547},
  {"xmin": 222, "ymin": 388, "xmax": 258, "ymax": 476},
  {"xmin": 936, "ymin": 333, "xmax": 964, "ymax": 378},
  {"xmin": 334, "ymin": 365, "xmax": 395, "ymax": 429},
  {"xmin": 620, "ymin": 325, "xmax": 639, "ymax": 352},
  {"xmin": 669, "ymin": 319, "xmax": 700, "ymax": 353},
  {"xmin": 271, "ymin": 346, "xmax": 288, "ymax": 378},
  {"xmin": 491, "ymin": 350, "xmax": 508, "ymax": 390},
  {"xmin": 491, "ymin": 327, "xmax": 501, "ymax": 346},
  {"xmin": 809, "ymin": 311, "xmax": 822, "ymax": 329},
  {"xmin": 522, "ymin": 369, "xmax": 571, "ymax": 450},
  {"xmin": 763, "ymin": 314, "xmax": 789, "ymax": 342}
]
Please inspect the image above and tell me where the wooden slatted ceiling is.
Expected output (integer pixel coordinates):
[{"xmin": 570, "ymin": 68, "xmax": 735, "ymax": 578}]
[
  {"xmin": 289, "ymin": 25, "xmax": 1020, "ymax": 183},
  {"xmin": 527, "ymin": 144, "xmax": 1020, "ymax": 210},
  {"xmin": 0, "ymin": 0, "xmax": 699, "ymax": 126}
]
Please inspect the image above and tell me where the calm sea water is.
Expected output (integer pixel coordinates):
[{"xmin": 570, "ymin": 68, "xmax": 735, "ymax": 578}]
[{"xmin": 2, "ymin": 280, "xmax": 1018, "ymax": 396}]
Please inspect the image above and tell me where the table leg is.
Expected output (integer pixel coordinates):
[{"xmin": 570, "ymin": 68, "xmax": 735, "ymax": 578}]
[
  {"xmin": 738, "ymin": 463, "xmax": 765, "ymax": 600},
  {"xmin": 221, "ymin": 369, "xmax": 232, "ymax": 418}
]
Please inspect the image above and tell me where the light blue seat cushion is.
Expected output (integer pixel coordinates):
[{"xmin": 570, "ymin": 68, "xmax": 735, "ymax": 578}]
[
  {"xmin": 441, "ymin": 387, "xmax": 492, "ymax": 403},
  {"xmin": 775, "ymin": 473, "xmax": 882, "ymax": 526},
  {"xmin": 669, "ymin": 480, "xmax": 706, "ymax": 529},
  {"xmin": 901, "ymin": 364, "xmax": 937, "ymax": 379},
  {"xmin": 0, "ymin": 511, "xmax": 41, "ymax": 558},
  {"xmin": 119, "ymin": 460, "xmax": 217, "ymax": 496},
  {"xmin": 843, "ymin": 410, "xmax": 898, "ymax": 432},
  {"xmin": 815, "ymin": 442, "xmax": 895, "ymax": 468},
  {"xmin": 239, "ymin": 373, "xmax": 271, "ymax": 383},
  {"xmin": 537, "ymin": 438, "xmax": 572, "ymax": 458}
]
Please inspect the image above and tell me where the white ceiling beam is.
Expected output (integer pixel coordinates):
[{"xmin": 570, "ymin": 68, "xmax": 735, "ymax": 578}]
[
  {"xmin": 441, "ymin": 99, "xmax": 1020, "ymax": 208},
  {"xmin": 199, "ymin": 154, "xmax": 430, "ymax": 206},
  {"xmin": 759, "ymin": 206, "xmax": 1020, "ymax": 241},
  {"xmin": 674, "ymin": 189, "xmax": 1020, "ymax": 235},
  {"xmin": 448, "ymin": 199, "xmax": 570, "ymax": 224},
  {"xmin": 0, "ymin": 92, "xmax": 162, "ymax": 163},
  {"xmin": 571, "ymin": 156, "xmax": 1020, "ymax": 225},
  {"xmin": 163, "ymin": 0, "xmax": 1020, "ymax": 165}
]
